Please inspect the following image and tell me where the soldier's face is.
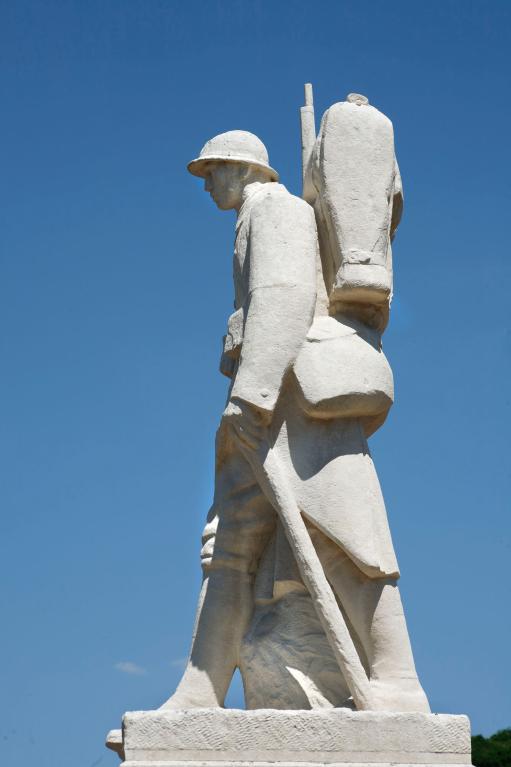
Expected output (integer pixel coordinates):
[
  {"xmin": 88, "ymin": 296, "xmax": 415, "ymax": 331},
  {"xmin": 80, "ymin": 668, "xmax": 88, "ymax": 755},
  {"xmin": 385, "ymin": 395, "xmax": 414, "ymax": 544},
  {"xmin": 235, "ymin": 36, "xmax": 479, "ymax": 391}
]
[{"xmin": 204, "ymin": 162, "xmax": 245, "ymax": 210}]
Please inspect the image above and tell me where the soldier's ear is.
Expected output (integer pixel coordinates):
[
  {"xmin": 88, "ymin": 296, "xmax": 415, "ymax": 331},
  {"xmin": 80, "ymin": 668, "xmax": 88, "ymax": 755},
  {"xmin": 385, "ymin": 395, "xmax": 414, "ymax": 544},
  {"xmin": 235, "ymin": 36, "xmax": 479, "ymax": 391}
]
[
  {"xmin": 239, "ymin": 164, "xmax": 253, "ymax": 182},
  {"xmin": 241, "ymin": 164, "xmax": 266, "ymax": 184}
]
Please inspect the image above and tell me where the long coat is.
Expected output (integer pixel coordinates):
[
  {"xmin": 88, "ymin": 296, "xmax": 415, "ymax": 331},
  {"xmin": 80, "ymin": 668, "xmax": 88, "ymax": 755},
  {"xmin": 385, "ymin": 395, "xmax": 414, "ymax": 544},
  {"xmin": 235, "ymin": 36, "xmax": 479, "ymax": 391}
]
[{"xmin": 221, "ymin": 181, "xmax": 399, "ymax": 579}]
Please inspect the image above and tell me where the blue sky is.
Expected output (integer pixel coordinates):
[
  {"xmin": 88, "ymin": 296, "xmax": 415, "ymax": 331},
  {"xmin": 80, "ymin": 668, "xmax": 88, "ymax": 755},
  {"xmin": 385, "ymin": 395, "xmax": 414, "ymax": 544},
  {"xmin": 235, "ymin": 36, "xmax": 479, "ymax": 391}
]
[{"xmin": 1, "ymin": 1, "xmax": 510, "ymax": 765}]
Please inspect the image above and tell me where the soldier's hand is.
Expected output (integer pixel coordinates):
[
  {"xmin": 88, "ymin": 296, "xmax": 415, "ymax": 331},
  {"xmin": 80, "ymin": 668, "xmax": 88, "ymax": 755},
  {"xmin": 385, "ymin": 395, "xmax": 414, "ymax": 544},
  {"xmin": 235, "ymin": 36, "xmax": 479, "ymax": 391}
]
[{"xmin": 222, "ymin": 398, "xmax": 270, "ymax": 451}]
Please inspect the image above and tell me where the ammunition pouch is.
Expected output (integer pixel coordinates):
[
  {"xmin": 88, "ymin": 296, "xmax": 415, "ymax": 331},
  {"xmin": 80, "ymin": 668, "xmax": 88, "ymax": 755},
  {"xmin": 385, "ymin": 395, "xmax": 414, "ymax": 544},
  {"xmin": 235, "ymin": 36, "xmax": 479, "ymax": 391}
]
[{"xmin": 293, "ymin": 315, "xmax": 393, "ymax": 429}]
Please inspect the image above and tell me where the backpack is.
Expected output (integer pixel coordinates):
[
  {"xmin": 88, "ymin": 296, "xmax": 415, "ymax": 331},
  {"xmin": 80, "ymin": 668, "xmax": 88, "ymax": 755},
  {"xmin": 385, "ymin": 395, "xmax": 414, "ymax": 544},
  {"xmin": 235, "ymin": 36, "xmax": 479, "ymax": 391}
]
[{"xmin": 301, "ymin": 90, "xmax": 403, "ymax": 331}]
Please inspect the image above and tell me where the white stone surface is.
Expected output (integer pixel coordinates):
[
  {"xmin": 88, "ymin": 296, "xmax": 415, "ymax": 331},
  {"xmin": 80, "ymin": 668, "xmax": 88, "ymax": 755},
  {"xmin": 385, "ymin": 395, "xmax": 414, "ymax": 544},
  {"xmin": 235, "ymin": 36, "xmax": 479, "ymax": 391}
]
[
  {"xmin": 118, "ymin": 709, "xmax": 472, "ymax": 767},
  {"xmin": 240, "ymin": 589, "xmax": 351, "ymax": 709}
]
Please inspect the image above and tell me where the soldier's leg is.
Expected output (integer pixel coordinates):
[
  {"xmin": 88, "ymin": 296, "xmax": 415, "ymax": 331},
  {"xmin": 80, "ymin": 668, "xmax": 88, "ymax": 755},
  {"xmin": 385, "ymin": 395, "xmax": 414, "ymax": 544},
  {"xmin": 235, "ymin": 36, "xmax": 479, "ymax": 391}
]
[
  {"xmin": 161, "ymin": 426, "xmax": 275, "ymax": 709},
  {"xmin": 308, "ymin": 525, "xmax": 430, "ymax": 712}
]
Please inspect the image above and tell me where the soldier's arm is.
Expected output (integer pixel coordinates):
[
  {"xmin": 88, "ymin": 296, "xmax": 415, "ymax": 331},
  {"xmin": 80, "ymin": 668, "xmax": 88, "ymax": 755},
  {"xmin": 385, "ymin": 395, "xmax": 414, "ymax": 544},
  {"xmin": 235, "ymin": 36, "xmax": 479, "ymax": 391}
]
[{"xmin": 230, "ymin": 190, "xmax": 317, "ymax": 418}]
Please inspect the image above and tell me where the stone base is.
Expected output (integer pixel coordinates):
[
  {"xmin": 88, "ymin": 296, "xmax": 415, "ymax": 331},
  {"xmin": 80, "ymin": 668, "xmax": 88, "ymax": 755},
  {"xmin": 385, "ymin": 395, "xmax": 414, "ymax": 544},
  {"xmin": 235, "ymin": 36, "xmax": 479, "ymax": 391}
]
[{"xmin": 117, "ymin": 708, "xmax": 473, "ymax": 767}]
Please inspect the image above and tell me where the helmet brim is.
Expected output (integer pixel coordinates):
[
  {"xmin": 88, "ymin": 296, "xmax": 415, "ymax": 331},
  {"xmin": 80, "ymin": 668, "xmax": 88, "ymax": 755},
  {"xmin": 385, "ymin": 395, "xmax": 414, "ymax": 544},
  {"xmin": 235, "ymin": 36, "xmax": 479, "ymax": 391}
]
[{"xmin": 187, "ymin": 155, "xmax": 279, "ymax": 182}]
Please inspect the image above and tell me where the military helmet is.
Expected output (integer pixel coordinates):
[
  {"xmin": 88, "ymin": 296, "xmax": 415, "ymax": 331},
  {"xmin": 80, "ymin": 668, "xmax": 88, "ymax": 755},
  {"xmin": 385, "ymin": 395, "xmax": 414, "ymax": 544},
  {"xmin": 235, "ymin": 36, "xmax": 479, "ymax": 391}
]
[{"xmin": 187, "ymin": 130, "xmax": 279, "ymax": 181}]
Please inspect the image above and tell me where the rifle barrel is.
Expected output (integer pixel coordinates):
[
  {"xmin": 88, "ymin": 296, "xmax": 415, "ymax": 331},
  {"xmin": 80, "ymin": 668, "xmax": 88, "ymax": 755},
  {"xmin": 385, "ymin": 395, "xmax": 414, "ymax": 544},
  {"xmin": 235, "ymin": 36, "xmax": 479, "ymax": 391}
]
[{"xmin": 300, "ymin": 83, "xmax": 316, "ymax": 201}]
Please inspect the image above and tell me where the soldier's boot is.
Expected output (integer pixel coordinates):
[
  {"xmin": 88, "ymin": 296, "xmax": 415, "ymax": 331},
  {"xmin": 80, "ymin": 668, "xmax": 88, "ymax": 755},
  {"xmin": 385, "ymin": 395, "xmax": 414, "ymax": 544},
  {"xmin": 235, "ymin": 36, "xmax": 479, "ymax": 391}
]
[
  {"xmin": 311, "ymin": 530, "xmax": 430, "ymax": 713},
  {"xmin": 362, "ymin": 580, "xmax": 430, "ymax": 712},
  {"xmin": 160, "ymin": 567, "xmax": 253, "ymax": 708}
]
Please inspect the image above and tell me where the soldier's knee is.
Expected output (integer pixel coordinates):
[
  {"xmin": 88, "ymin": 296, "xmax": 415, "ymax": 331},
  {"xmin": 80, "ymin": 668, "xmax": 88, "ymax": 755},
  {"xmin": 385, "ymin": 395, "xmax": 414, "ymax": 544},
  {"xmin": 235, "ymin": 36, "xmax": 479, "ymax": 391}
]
[
  {"xmin": 200, "ymin": 507, "xmax": 273, "ymax": 576},
  {"xmin": 200, "ymin": 531, "xmax": 260, "ymax": 576},
  {"xmin": 200, "ymin": 539, "xmax": 216, "ymax": 569},
  {"xmin": 201, "ymin": 541, "xmax": 256, "ymax": 575},
  {"xmin": 200, "ymin": 514, "xmax": 218, "ymax": 570}
]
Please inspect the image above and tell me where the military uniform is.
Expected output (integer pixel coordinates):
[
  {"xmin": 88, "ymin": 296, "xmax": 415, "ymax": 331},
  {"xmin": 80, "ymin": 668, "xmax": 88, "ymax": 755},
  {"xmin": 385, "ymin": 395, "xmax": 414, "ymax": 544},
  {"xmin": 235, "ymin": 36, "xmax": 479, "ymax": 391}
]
[
  {"xmin": 165, "ymin": 129, "xmax": 429, "ymax": 715},
  {"xmin": 202, "ymin": 180, "xmax": 399, "ymax": 602}
]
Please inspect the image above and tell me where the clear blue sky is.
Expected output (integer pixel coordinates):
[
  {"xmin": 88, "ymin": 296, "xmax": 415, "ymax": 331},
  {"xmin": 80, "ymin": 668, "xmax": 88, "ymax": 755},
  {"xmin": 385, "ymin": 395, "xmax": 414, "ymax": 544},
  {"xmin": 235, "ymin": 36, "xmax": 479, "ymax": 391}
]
[{"xmin": 1, "ymin": 2, "xmax": 510, "ymax": 765}]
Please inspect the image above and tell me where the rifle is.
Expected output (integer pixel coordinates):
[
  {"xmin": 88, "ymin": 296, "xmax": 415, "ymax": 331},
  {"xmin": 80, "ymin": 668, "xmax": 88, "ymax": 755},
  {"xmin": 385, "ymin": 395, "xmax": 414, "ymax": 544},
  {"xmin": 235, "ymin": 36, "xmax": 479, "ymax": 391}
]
[{"xmin": 300, "ymin": 82, "xmax": 317, "ymax": 204}]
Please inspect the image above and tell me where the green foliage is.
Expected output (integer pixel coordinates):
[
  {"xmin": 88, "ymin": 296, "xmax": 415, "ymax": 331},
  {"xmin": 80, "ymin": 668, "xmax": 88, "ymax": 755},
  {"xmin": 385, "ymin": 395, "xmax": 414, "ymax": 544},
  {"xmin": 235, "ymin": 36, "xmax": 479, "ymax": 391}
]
[{"xmin": 472, "ymin": 729, "xmax": 511, "ymax": 767}]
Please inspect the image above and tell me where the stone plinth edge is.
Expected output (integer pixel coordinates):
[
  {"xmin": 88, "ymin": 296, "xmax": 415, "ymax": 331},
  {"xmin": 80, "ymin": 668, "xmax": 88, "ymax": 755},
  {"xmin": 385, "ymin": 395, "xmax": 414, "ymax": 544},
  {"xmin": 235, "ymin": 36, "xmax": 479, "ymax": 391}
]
[{"xmin": 118, "ymin": 708, "xmax": 473, "ymax": 767}]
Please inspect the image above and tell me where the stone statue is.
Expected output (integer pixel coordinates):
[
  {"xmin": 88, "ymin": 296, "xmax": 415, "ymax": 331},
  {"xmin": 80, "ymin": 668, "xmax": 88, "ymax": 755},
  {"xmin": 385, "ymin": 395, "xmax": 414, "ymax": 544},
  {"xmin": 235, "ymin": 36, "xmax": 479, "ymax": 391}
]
[
  {"xmin": 106, "ymin": 87, "xmax": 472, "ymax": 767},
  {"xmin": 160, "ymin": 90, "xmax": 428, "ymax": 714}
]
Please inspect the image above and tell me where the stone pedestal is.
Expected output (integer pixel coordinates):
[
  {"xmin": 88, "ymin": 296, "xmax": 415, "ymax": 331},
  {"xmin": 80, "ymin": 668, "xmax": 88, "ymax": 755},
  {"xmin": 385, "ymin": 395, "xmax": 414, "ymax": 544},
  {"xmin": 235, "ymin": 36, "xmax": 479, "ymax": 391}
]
[{"xmin": 116, "ymin": 708, "xmax": 473, "ymax": 767}]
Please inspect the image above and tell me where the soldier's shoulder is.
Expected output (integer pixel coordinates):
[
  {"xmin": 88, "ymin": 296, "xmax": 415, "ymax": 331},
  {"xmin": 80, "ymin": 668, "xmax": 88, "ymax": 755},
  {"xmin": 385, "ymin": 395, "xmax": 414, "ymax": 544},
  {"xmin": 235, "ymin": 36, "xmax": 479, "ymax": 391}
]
[{"xmin": 250, "ymin": 182, "xmax": 313, "ymax": 221}]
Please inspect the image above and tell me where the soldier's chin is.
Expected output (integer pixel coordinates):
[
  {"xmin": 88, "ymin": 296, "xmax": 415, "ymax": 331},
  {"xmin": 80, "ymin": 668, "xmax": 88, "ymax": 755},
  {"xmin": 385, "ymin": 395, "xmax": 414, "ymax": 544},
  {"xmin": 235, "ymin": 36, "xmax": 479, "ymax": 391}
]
[{"xmin": 214, "ymin": 198, "xmax": 233, "ymax": 210}]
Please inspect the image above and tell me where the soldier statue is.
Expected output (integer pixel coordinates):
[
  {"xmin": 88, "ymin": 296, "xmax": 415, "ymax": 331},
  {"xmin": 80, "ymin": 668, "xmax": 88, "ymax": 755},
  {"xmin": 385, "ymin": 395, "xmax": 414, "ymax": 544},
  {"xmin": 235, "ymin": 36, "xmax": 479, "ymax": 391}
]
[{"xmin": 160, "ymin": 98, "xmax": 429, "ymax": 714}]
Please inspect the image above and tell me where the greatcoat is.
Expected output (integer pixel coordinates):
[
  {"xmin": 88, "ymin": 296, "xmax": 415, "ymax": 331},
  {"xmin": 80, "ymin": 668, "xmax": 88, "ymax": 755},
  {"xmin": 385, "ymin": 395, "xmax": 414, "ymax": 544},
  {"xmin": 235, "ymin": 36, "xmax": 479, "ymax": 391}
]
[{"xmin": 211, "ymin": 180, "xmax": 399, "ymax": 585}]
